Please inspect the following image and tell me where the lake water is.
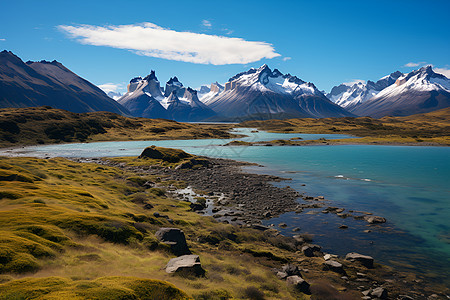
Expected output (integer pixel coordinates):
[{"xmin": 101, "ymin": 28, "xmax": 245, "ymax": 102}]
[{"xmin": 2, "ymin": 128, "xmax": 449, "ymax": 282}]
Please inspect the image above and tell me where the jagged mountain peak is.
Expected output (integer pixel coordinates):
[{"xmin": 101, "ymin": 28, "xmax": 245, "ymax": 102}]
[{"xmin": 143, "ymin": 70, "xmax": 158, "ymax": 82}]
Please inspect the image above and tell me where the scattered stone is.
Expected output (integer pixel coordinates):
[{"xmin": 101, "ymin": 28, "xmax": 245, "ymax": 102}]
[
  {"xmin": 341, "ymin": 276, "xmax": 348, "ymax": 280},
  {"xmin": 371, "ymin": 287, "xmax": 388, "ymax": 299},
  {"xmin": 279, "ymin": 223, "xmax": 288, "ymax": 228},
  {"xmin": 364, "ymin": 215, "xmax": 387, "ymax": 224},
  {"xmin": 292, "ymin": 227, "xmax": 301, "ymax": 232},
  {"xmin": 155, "ymin": 228, "xmax": 191, "ymax": 256},
  {"xmin": 398, "ymin": 295, "xmax": 414, "ymax": 300},
  {"xmin": 323, "ymin": 254, "xmax": 332, "ymax": 260},
  {"xmin": 251, "ymin": 224, "xmax": 270, "ymax": 231},
  {"xmin": 263, "ymin": 211, "xmax": 271, "ymax": 218},
  {"xmin": 286, "ymin": 275, "xmax": 311, "ymax": 294},
  {"xmin": 276, "ymin": 271, "xmax": 288, "ymax": 279},
  {"xmin": 335, "ymin": 208, "xmax": 345, "ymax": 213},
  {"xmin": 317, "ymin": 196, "xmax": 324, "ymax": 200},
  {"xmin": 362, "ymin": 289, "xmax": 372, "ymax": 296},
  {"xmin": 364, "ymin": 229, "xmax": 372, "ymax": 233},
  {"xmin": 357, "ymin": 272, "xmax": 367, "ymax": 278},
  {"xmin": 143, "ymin": 203, "xmax": 154, "ymax": 210},
  {"xmin": 165, "ymin": 255, "xmax": 205, "ymax": 277},
  {"xmin": 302, "ymin": 244, "xmax": 322, "ymax": 257},
  {"xmin": 323, "ymin": 260, "xmax": 345, "ymax": 274},
  {"xmin": 281, "ymin": 264, "xmax": 302, "ymax": 276},
  {"xmin": 190, "ymin": 202, "xmax": 205, "ymax": 211},
  {"xmin": 345, "ymin": 252, "xmax": 374, "ymax": 268},
  {"xmin": 339, "ymin": 225, "xmax": 348, "ymax": 229},
  {"xmin": 153, "ymin": 212, "xmax": 161, "ymax": 218}
]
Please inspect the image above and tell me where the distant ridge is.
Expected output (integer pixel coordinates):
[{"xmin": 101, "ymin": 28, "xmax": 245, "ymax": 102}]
[{"xmin": 0, "ymin": 50, "xmax": 130, "ymax": 115}]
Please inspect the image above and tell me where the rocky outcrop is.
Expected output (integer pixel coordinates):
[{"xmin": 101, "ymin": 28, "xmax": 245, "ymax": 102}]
[
  {"xmin": 155, "ymin": 228, "xmax": 191, "ymax": 256},
  {"xmin": 302, "ymin": 244, "xmax": 322, "ymax": 257},
  {"xmin": 139, "ymin": 146, "xmax": 192, "ymax": 163},
  {"xmin": 165, "ymin": 254, "xmax": 205, "ymax": 277},
  {"xmin": 345, "ymin": 252, "xmax": 374, "ymax": 268},
  {"xmin": 286, "ymin": 275, "xmax": 311, "ymax": 294}
]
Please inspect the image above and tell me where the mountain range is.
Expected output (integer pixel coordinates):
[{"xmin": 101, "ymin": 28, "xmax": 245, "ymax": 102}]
[
  {"xmin": 117, "ymin": 71, "xmax": 216, "ymax": 121},
  {"xmin": 0, "ymin": 50, "xmax": 129, "ymax": 115},
  {"xmin": 1, "ymin": 50, "xmax": 449, "ymax": 121},
  {"xmin": 328, "ymin": 67, "xmax": 450, "ymax": 117}
]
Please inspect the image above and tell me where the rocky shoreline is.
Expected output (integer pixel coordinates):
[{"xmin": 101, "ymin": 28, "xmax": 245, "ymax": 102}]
[{"xmin": 73, "ymin": 154, "xmax": 450, "ymax": 299}]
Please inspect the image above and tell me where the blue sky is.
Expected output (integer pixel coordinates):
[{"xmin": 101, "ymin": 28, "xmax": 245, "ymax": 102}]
[{"xmin": 1, "ymin": 0, "xmax": 449, "ymax": 94}]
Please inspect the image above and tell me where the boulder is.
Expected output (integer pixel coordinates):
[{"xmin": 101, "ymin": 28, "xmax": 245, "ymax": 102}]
[
  {"xmin": 251, "ymin": 224, "xmax": 270, "ymax": 231},
  {"xmin": 323, "ymin": 260, "xmax": 345, "ymax": 274},
  {"xmin": 139, "ymin": 145, "xmax": 191, "ymax": 163},
  {"xmin": 286, "ymin": 275, "xmax": 311, "ymax": 294},
  {"xmin": 190, "ymin": 202, "xmax": 205, "ymax": 211},
  {"xmin": 302, "ymin": 244, "xmax": 322, "ymax": 257},
  {"xmin": 175, "ymin": 158, "xmax": 212, "ymax": 170},
  {"xmin": 276, "ymin": 271, "xmax": 288, "ymax": 279},
  {"xmin": 155, "ymin": 228, "xmax": 191, "ymax": 256},
  {"xmin": 165, "ymin": 255, "xmax": 205, "ymax": 277},
  {"xmin": 364, "ymin": 215, "xmax": 386, "ymax": 224},
  {"xmin": 281, "ymin": 264, "xmax": 301, "ymax": 276},
  {"xmin": 371, "ymin": 287, "xmax": 388, "ymax": 299},
  {"xmin": 345, "ymin": 252, "xmax": 374, "ymax": 268}
]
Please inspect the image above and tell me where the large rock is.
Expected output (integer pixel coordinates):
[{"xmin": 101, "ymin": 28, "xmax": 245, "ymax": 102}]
[
  {"xmin": 139, "ymin": 146, "xmax": 191, "ymax": 163},
  {"xmin": 323, "ymin": 260, "xmax": 345, "ymax": 274},
  {"xmin": 302, "ymin": 244, "xmax": 322, "ymax": 257},
  {"xmin": 165, "ymin": 255, "xmax": 205, "ymax": 277},
  {"xmin": 371, "ymin": 287, "xmax": 388, "ymax": 299},
  {"xmin": 175, "ymin": 158, "xmax": 212, "ymax": 170},
  {"xmin": 345, "ymin": 252, "xmax": 374, "ymax": 268},
  {"xmin": 364, "ymin": 215, "xmax": 386, "ymax": 224},
  {"xmin": 281, "ymin": 264, "xmax": 302, "ymax": 277},
  {"xmin": 286, "ymin": 275, "xmax": 311, "ymax": 294},
  {"xmin": 155, "ymin": 228, "xmax": 191, "ymax": 256}
]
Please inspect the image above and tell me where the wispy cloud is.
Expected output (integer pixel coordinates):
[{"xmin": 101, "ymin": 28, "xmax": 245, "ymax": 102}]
[
  {"xmin": 201, "ymin": 20, "xmax": 212, "ymax": 28},
  {"xmin": 282, "ymin": 57, "xmax": 291, "ymax": 61},
  {"xmin": 404, "ymin": 61, "xmax": 426, "ymax": 67},
  {"xmin": 0, "ymin": 38, "xmax": 5, "ymax": 41},
  {"xmin": 434, "ymin": 67, "xmax": 450, "ymax": 78},
  {"xmin": 58, "ymin": 23, "xmax": 280, "ymax": 65},
  {"xmin": 98, "ymin": 83, "xmax": 123, "ymax": 93}
]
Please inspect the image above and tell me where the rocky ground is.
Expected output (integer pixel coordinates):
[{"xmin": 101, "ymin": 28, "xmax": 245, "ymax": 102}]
[{"xmin": 73, "ymin": 155, "xmax": 449, "ymax": 299}]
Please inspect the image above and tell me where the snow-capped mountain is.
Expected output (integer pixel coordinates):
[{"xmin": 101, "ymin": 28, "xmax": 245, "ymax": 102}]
[
  {"xmin": 203, "ymin": 65, "xmax": 353, "ymax": 119},
  {"xmin": 107, "ymin": 91, "xmax": 122, "ymax": 100},
  {"xmin": 352, "ymin": 66, "xmax": 450, "ymax": 117},
  {"xmin": 199, "ymin": 82, "xmax": 224, "ymax": 105},
  {"xmin": 327, "ymin": 71, "xmax": 403, "ymax": 110},
  {"xmin": 117, "ymin": 71, "xmax": 215, "ymax": 121}
]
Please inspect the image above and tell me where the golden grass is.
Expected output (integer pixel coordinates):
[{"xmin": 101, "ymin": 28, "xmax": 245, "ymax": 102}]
[
  {"xmin": 0, "ymin": 106, "xmax": 235, "ymax": 147},
  {"xmin": 0, "ymin": 155, "xmax": 311, "ymax": 299},
  {"xmin": 240, "ymin": 107, "xmax": 450, "ymax": 146}
]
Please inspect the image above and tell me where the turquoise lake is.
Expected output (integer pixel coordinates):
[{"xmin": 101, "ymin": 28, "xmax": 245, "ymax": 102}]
[{"xmin": 2, "ymin": 128, "xmax": 449, "ymax": 282}]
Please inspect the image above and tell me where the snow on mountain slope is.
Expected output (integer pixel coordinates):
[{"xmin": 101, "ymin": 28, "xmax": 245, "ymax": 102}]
[
  {"xmin": 352, "ymin": 66, "xmax": 450, "ymax": 117},
  {"xmin": 327, "ymin": 71, "xmax": 403, "ymax": 110},
  {"xmin": 118, "ymin": 71, "xmax": 215, "ymax": 121},
  {"xmin": 204, "ymin": 64, "xmax": 353, "ymax": 119}
]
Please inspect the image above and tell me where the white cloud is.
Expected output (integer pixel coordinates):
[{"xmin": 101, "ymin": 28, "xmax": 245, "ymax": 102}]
[
  {"xmin": 404, "ymin": 61, "xmax": 426, "ymax": 67},
  {"xmin": 343, "ymin": 79, "xmax": 365, "ymax": 86},
  {"xmin": 434, "ymin": 67, "xmax": 450, "ymax": 78},
  {"xmin": 98, "ymin": 83, "xmax": 122, "ymax": 93},
  {"xmin": 0, "ymin": 38, "xmax": 5, "ymax": 41},
  {"xmin": 202, "ymin": 20, "xmax": 212, "ymax": 28},
  {"xmin": 282, "ymin": 57, "xmax": 291, "ymax": 61},
  {"xmin": 58, "ymin": 23, "xmax": 280, "ymax": 65}
]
